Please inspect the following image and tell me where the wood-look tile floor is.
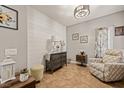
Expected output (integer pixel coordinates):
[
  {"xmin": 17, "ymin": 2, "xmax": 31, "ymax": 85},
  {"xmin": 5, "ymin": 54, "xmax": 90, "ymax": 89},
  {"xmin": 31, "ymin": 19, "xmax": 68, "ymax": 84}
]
[{"xmin": 36, "ymin": 63, "xmax": 124, "ymax": 88}]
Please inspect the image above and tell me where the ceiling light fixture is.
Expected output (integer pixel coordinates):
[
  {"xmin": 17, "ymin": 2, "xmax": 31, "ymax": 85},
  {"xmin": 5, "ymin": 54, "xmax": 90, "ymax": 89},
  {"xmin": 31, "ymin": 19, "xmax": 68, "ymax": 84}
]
[{"xmin": 74, "ymin": 5, "xmax": 90, "ymax": 19}]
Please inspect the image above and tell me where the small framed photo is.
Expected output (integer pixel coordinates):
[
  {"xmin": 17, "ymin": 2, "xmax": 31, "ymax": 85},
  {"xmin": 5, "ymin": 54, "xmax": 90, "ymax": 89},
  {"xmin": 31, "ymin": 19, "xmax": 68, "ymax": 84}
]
[
  {"xmin": 80, "ymin": 35, "xmax": 88, "ymax": 43},
  {"xmin": 72, "ymin": 33, "xmax": 79, "ymax": 40},
  {"xmin": 115, "ymin": 26, "xmax": 124, "ymax": 36},
  {"xmin": 0, "ymin": 5, "xmax": 18, "ymax": 30}
]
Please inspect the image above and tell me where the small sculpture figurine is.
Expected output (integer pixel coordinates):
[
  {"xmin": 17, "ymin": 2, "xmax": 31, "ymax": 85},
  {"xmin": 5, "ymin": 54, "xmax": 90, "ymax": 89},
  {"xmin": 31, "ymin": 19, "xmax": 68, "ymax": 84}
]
[{"xmin": 80, "ymin": 51, "xmax": 85, "ymax": 55}]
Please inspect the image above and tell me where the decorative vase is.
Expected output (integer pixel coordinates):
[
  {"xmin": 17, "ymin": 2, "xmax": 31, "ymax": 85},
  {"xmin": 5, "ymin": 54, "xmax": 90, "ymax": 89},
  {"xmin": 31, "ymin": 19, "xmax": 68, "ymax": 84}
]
[{"xmin": 19, "ymin": 73, "xmax": 29, "ymax": 82}]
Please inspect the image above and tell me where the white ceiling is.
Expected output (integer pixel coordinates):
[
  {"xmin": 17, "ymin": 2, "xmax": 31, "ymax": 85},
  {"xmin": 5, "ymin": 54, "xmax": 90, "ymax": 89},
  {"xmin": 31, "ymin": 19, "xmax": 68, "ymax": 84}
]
[{"xmin": 32, "ymin": 5, "xmax": 124, "ymax": 26}]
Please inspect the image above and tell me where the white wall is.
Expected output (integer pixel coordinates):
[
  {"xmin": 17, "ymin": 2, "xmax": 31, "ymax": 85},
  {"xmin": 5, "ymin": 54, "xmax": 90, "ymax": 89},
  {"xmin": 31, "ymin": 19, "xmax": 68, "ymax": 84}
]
[
  {"xmin": 0, "ymin": 6, "xmax": 27, "ymax": 72},
  {"xmin": 67, "ymin": 11, "xmax": 124, "ymax": 61},
  {"xmin": 27, "ymin": 7, "xmax": 66, "ymax": 68},
  {"xmin": 0, "ymin": 5, "xmax": 66, "ymax": 72},
  {"xmin": 1, "ymin": 6, "xmax": 123, "ymax": 71}
]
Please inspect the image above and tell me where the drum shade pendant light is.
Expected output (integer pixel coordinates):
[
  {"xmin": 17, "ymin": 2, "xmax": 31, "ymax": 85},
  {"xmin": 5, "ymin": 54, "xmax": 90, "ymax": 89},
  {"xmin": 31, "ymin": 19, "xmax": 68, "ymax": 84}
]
[{"xmin": 74, "ymin": 5, "xmax": 90, "ymax": 19}]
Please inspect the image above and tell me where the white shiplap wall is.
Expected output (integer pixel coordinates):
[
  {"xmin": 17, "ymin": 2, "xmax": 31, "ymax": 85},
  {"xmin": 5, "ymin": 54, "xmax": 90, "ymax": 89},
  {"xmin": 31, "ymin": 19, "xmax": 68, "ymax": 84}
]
[{"xmin": 27, "ymin": 7, "xmax": 66, "ymax": 68}]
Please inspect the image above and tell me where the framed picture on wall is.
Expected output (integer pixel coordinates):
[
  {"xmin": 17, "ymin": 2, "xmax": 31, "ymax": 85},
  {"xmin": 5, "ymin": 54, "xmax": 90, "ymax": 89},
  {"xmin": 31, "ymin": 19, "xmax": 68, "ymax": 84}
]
[
  {"xmin": 72, "ymin": 33, "xmax": 79, "ymax": 40},
  {"xmin": 80, "ymin": 35, "xmax": 88, "ymax": 43},
  {"xmin": 0, "ymin": 5, "xmax": 18, "ymax": 30},
  {"xmin": 115, "ymin": 26, "xmax": 124, "ymax": 36}
]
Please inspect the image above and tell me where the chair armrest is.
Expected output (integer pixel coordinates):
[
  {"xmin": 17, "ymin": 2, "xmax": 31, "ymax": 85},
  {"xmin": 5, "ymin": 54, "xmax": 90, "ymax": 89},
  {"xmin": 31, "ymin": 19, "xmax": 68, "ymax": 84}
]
[
  {"xmin": 103, "ymin": 62, "xmax": 124, "ymax": 82},
  {"xmin": 104, "ymin": 62, "xmax": 124, "ymax": 73},
  {"xmin": 89, "ymin": 58, "xmax": 103, "ymax": 63},
  {"xmin": 105, "ymin": 62, "xmax": 124, "ymax": 66}
]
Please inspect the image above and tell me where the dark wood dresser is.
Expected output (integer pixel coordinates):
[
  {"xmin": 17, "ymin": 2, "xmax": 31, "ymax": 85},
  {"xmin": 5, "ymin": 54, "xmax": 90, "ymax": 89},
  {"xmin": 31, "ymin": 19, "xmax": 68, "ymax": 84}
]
[{"xmin": 46, "ymin": 52, "xmax": 67, "ymax": 73}]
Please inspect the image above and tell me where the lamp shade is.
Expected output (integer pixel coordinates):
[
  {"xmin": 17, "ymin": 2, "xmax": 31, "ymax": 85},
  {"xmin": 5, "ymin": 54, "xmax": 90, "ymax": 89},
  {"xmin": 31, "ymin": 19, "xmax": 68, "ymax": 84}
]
[{"xmin": 74, "ymin": 5, "xmax": 90, "ymax": 19}]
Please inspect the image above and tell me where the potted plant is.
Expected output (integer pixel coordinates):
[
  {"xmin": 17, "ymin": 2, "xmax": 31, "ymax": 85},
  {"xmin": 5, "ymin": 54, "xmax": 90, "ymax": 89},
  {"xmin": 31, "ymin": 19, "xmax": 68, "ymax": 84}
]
[{"xmin": 19, "ymin": 68, "xmax": 29, "ymax": 82}]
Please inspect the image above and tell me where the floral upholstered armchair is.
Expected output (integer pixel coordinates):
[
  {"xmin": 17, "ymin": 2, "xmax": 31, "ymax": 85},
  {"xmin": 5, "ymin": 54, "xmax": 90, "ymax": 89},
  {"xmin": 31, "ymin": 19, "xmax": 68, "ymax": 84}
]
[{"xmin": 88, "ymin": 49, "xmax": 124, "ymax": 82}]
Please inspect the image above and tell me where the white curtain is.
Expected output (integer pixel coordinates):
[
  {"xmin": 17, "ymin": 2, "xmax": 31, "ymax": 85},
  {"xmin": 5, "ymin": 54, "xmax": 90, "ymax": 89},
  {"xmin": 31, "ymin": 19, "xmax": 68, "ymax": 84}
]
[
  {"xmin": 108, "ymin": 26, "xmax": 114, "ymax": 49},
  {"xmin": 95, "ymin": 26, "xmax": 114, "ymax": 58},
  {"xmin": 95, "ymin": 27, "xmax": 108, "ymax": 58}
]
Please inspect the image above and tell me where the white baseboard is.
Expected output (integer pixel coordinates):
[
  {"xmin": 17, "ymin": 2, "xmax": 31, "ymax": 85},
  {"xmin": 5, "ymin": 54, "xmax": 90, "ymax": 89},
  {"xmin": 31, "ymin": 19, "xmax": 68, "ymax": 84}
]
[{"xmin": 70, "ymin": 60, "xmax": 78, "ymax": 64}]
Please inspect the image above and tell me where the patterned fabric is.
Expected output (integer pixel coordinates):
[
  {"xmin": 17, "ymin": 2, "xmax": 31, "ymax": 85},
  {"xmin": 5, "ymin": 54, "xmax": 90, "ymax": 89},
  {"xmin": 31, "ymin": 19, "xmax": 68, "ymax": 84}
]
[
  {"xmin": 89, "ymin": 58, "xmax": 103, "ymax": 63},
  {"xmin": 104, "ymin": 63, "xmax": 124, "ymax": 82},
  {"xmin": 89, "ymin": 65, "xmax": 104, "ymax": 81},
  {"xmin": 105, "ymin": 49, "xmax": 123, "ymax": 56},
  {"xmin": 89, "ymin": 63, "xmax": 104, "ymax": 72},
  {"xmin": 103, "ymin": 55, "xmax": 122, "ymax": 63},
  {"xmin": 89, "ymin": 49, "xmax": 124, "ymax": 82},
  {"xmin": 89, "ymin": 62, "xmax": 124, "ymax": 82}
]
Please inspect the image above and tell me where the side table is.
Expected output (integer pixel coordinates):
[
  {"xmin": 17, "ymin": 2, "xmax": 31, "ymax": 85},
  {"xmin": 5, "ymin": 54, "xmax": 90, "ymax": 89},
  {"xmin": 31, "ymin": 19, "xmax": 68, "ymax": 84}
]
[{"xmin": 76, "ymin": 54, "xmax": 88, "ymax": 66}]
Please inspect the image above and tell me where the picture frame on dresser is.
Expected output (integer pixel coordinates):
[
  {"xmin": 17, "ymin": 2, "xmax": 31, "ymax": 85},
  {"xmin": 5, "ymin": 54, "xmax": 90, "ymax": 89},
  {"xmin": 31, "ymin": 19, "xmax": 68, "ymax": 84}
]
[{"xmin": 0, "ymin": 5, "xmax": 18, "ymax": 30}]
